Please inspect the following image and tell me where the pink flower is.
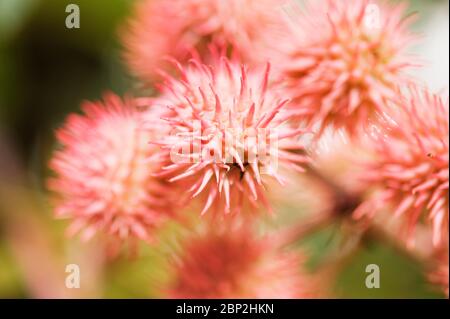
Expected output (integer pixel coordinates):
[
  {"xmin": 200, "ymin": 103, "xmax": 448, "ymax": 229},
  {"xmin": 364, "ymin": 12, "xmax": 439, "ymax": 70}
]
[
  {"xmin": 48, "ymin": 94, "xmax": 177, "ymax": 247},
  {"xmin": 121, "ymin": 0, "xmax": 285, "ymax": 82},
  {"xmin": 168, "ymin": 224, "xmax": 313, "ymax": 298},
  {"xmin": 355, "ymin": 86, "xmax": 449, "ymax": 246},
  {"xmin": 274, "ymin": 0, "xmax": 418, "ymax": 137},
  {"xmin": 152, "ymin": 57, "xmax": 309, "ymax": 215}
]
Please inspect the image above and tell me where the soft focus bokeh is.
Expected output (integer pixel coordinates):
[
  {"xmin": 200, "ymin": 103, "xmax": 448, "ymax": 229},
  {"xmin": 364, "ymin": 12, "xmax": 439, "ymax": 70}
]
[{"xmin": 0, "ymin": 0, "xmax": 448, "ymax": 298}]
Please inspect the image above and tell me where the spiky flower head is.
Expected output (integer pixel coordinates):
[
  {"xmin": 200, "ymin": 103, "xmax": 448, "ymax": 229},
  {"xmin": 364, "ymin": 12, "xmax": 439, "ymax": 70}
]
[
  {"xmin": 168, "ymin": 224, "xmax": 313, "ymax": 298},
  {"xmin": 152, "ymin": 57, "xmax": 309, "ymax": 215},
  {"xmin": 355, "ymin": 86, "xmax": 449, "ymax": 246},
  {"xmin": 48, "ymin": 94, "xmax": 177, "ymax": 247},
  {"xmin": 121, "ymin": 0, "xmax": 285, "ymax": 82},
  {"xmin": 275, "ymin": 0, "xmax": 418, "ymax": 137}
]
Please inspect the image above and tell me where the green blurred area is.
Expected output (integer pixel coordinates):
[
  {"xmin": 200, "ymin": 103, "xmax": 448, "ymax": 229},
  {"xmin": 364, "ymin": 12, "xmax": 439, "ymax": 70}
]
[
  {"xmin": 0, "ymin": 0, "xmax": 447, "ymax": 298},
  {"xmin": 302, "ymin": 225, "xmax": 444, "ymax": 298},
  {"xmin": 0, "ymin": 241, "xmax": 26, "ymax": 297},
  {"xmin": 0, "ymin": 0, "xmax": 132, "ymax": 164}
]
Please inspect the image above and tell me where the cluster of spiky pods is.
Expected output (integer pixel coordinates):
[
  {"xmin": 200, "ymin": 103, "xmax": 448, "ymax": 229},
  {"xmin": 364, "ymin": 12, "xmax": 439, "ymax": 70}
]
[{"xmin": 48, "ymin": 0, "xmax": 448, "ymax": 298}]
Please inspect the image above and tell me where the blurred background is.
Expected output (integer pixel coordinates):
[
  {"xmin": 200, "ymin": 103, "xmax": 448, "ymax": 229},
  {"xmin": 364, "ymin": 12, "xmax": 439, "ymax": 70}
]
[{"xmin": 0, "ymin": 0, "xmax": 448, "ymax": 298}]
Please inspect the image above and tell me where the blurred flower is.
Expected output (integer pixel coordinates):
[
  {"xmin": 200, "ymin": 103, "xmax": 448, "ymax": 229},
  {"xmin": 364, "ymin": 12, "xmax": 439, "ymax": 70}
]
[
  {"xmin": 274, "ymin": 0, "xmax": 418, "ymax": 137},
  {"xmin": 48, "ymin": 93, "xmax": 177, "ymax": 247},
  {"xmin": 355, "ymin": 86, "xmax": 449, "ymax": 246},
  {"xmin": 121, "ymin": 0, "xmax": 285, "ymax": 82},
  {"xmin": 304, "ymin": 130, "xmax": 371, "ymax": 220},
  {"xmin": 168, "ymin": 224, "xmax": 313, "ymax": 298},
  {"xmin": 429, "ymin": 243, "xmax": 449, "ymax": 297},
  {"xmin": 311, "ymin": 129, "xmax": 370, "ymax": 196},
  {"xmin": 152, "ymin": 57, "xmax": 309, "ymax": 215}
]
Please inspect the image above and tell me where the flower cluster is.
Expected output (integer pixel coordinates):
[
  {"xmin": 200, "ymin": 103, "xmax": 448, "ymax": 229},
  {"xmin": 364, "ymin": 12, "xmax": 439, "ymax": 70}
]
[
  {"xmin": 355, "ymin": 86, "xmax": 449, "ymax": 246},
  {"xmin": 152, "ymin": 58, "xmax": 308, "ymax": 216},
  {"xmin": 122, "ymin": 0, "xmax": 285, "ymax": 82},
  {"xmin": 271, "ymin": 0, "xmax": 417, "ymax": 137},
  {"xmin": 48, "ymin": 0, "xmax": 448, "ymax": 297},
  {"xmin": 48, "ymin": 94, "xmax": 178, "ymax": 251},
  {"xmin": 169, "ymin": 223, "xmax": 314, "ymax": 298}
]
